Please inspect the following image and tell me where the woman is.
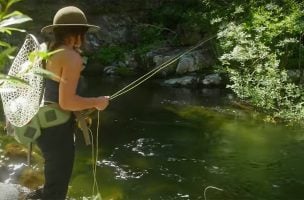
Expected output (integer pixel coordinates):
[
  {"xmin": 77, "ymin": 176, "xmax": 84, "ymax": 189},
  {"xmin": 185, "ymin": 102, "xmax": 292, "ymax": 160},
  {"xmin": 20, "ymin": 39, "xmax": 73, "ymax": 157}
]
[{"xmin": 25, "ymin": 6, "xmax": 109, "ymax": 200}]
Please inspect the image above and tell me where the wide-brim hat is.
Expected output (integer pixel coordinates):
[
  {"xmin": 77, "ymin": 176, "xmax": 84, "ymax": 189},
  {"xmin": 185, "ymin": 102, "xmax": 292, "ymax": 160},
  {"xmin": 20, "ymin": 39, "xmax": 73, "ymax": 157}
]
[{"xmin": 41, "ymin": 6, "xmax": 100, "ymax": 33}]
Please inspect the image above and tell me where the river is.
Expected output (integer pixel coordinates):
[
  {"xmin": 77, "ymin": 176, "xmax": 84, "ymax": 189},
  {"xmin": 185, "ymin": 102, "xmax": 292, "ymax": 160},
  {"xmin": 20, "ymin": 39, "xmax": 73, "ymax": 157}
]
[{"xmin": 1, "ymin": 76, "xmax": 304, "ymax": 199}]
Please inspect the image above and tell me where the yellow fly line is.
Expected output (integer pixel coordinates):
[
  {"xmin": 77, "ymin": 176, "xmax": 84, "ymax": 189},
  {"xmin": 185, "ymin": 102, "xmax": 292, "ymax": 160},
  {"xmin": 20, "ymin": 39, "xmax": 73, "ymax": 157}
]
[
  {"xmin": 78, "ymin": 35, "xmax": 216, "ymax": 119},
  {"xmin": 110, "ymin": 35, "xmax": 216, "ymax": 100},
  {"xmin": 87, "ymin": 36, "xmax": 216, "ymax": 199}
]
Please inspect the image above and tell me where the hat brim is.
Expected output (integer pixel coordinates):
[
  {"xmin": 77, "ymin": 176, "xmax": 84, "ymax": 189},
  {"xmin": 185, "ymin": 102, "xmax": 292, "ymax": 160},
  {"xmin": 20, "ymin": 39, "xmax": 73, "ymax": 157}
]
[{"xmin": 41, "ymin": 24, "xmax": 100, "ymax": 33}]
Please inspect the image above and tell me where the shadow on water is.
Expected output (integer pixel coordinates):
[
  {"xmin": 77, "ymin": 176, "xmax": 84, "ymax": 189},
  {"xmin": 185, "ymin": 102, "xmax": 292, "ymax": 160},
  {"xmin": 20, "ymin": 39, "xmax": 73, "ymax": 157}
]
[{"xmin": 2, "ymin": 76, "xmax": 304, "ymax": 199}]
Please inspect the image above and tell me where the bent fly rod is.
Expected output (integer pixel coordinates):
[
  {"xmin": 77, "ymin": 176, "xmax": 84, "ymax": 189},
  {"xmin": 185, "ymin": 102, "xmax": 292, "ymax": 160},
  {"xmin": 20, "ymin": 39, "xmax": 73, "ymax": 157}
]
[{"xmin": 78, "ymin": 35, "xmax": 216, "ymax": 119}]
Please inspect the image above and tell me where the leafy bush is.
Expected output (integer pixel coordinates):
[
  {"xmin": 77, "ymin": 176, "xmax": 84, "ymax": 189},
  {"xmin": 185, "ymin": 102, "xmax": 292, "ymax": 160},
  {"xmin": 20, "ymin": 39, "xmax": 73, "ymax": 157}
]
[
  {"xmin": 93, "ymin": 46, "xmax": 126, "ymax": 66},
  {"xmin": 213, "ymin": 1, "xmax": 304, "ymax": 122}
]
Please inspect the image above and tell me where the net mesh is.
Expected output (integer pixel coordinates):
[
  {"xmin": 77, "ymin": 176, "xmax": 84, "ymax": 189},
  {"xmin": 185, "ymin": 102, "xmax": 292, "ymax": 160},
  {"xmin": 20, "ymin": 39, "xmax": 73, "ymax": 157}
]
[{"xmin": 1, "ymin": 34, "xmax": 44, "ymax": 127}]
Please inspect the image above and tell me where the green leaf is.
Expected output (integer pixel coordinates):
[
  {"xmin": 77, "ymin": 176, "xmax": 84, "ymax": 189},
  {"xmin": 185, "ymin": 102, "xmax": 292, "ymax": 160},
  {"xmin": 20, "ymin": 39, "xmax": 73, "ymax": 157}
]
[
  {"xmin": 33, "ymin": 68, "xmax": 62, "ymax": 81},
  {"xmin": 0, "ymin": 14, "xmax": 32, "ymax": 27},
  {"xmin": 0, "ymin": 74, "xmax": 29, "ymax": 86},
  {"xmin": 0, "ymin": 41, "xmax": 11, "ymax": 47},
  {"xmin": 0, "ymin": 26, "xmax": 26, "ymax": 33},
  {"xmin": 28, "ymin": 48, "xmax": 63, "ymax": 62},
  {"xmin": 6, "ymin": 0, "xmax": 23, "ymax": 11},
  {"xmin": 46, "ymin": 49, "xmax": 63, "ymax": 57},
  {"xmin": 3, "ymin": 11, "xmax": 23, "ymax": 19},
  {"xmin": 0, "ymin": 46, "xmax": 16, "ymax": 55},
  {"xmin": 0, "ymin": 46, "xmax": 16, "ymax": 68}
]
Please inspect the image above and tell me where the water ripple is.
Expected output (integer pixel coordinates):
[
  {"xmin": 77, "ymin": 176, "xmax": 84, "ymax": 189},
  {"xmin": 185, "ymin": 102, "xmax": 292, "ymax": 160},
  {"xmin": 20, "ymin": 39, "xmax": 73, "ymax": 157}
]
[
  {"xmin": 122, "ymin": 138, "xmax": 164, "ymax": 157},
  {"xmin": 97, "ymin": 160, "xmax": 149, "ymax": 180}
]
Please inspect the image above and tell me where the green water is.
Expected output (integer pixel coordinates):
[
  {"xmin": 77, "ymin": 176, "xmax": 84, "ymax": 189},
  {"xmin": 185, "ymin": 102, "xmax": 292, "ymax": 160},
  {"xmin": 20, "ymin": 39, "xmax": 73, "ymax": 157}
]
[{"xmin": 2, "ymin": 77, "xmax": 304, "ymax": 199}]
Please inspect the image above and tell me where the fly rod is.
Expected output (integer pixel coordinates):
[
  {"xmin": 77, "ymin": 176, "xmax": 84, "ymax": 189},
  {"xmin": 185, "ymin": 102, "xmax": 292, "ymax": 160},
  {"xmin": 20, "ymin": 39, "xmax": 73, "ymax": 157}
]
[{"xmin": 78, "ymin": 35, "xmax": 216, "ymax": 119}]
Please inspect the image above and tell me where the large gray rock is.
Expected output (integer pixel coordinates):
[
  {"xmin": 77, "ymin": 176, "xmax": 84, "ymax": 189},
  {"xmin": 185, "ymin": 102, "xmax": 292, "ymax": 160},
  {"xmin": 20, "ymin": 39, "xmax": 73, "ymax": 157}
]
[
  {"xmin": 176, "ymin": 50, "xmax": 214, "ymax": 75},
  {"xmin": 104, "ymin": 66, "xmax": 118, "ymax": 75},
  {"xmin": 152, "ymin": 55, "xmax": 176, "ymax": 76},
  {"xmin": 164, "ymin": 76, "xmax": 198, "ymax": 87},
  {"xmin": 94, "ymin": 14, "xmax": 136, "ymax": 45},
  {"xmin": 0, "ymin": 182, "xmax": 31, "ymax": 199},
  {"xmin": 202, "ymin": 74, "xmax": 222, "ymax": 86},
  {"xmin": 176, "ymin": 55, "xmax": 196, "ymax": 74},
  {"xmin": 0, "ymin": 183, "xmax": 18, "ymax": 200}
]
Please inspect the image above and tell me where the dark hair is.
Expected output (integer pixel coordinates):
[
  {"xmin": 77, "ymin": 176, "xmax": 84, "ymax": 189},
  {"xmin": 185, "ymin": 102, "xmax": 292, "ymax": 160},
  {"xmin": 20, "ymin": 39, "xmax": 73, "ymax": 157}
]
[{"xmin": 48, "ymin": 26, "xmax": 88, "ymax": 51}]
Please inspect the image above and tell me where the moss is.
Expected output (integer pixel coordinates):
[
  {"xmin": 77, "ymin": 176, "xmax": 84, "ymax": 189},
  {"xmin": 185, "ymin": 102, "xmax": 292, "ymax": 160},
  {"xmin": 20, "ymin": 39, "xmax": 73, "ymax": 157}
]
[{"xmin": 19, "ymin": 167, "xmax": 44, "ymax": 189}]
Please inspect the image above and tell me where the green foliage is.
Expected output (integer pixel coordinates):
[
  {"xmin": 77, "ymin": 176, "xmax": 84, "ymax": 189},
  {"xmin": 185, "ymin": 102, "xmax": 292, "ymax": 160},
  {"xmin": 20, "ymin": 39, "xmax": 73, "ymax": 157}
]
[
  {"xmin": 133, "ymin": 24, "xmax": 166, "ymax": 58},
  {"xmin": 0, "ymin": 0, "xmax": 58, "ymax": 87},
  {"xmin": 27, "ymin": 48, "xmax": 63, "ymax": 81},
  {"xmin": 115, "ymin": 66, "xmax": 134, "ymax": 77},
  {"xmin": 136, "ymin": 24, "xmax": 165, "ymax": 45},
  {"xmin": 0, "ymin": 0, "xmax": 31, "ymax": 69},
  {"xmin": 150, "ymin": 0, "xmax": 205, "ymax": 29},
  {"xmin": 213, "ymin": 0, "xmax": 304, "ymax": 123},
  {"xmin": 148, "ymin": 0, "xmax": 207, "ymax": 45},
  {"xmin": 94, "ymin": 46, "xmax": 126, "ymax": 66}
]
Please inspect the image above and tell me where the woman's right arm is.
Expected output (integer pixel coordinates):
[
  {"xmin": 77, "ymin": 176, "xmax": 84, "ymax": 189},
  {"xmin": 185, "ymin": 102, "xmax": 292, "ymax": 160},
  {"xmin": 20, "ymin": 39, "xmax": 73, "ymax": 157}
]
[{"xmin": 58, "ymin": 50, "xmax": 109, "ymax": 111}]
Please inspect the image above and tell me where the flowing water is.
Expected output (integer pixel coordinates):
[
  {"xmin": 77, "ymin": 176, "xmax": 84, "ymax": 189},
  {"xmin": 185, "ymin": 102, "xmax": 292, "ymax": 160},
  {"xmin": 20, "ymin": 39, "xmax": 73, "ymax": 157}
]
[{"xmin": 1, "ymin": 76, "xmax": 304, "ymax": 199}]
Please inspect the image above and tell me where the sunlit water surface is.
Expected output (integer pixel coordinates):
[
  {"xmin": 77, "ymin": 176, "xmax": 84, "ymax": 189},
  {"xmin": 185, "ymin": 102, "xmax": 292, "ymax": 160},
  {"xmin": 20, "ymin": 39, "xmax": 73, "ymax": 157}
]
[{"xmin": 2, "ymin": 76, "xmax": 304, "ymax": 200}]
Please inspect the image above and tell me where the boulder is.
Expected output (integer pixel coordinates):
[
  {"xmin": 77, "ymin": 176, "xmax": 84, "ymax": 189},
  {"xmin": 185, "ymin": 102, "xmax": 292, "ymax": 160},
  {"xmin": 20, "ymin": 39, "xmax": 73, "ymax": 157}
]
[
  {"xmin": 176, "ymin": 55, "xmax": 196, "ymax": 74},
  {"xmin": 104, "ymin": 66, "xmax": 117, "ymax": 75},
  {"xmin": 176, "ymin": 50, "xmax": 214, "ymax": 75},
  {"xmin": 152, "ymin": 55, "xmax": 176, "ymax": 76},
  {"xmin": 164, "ymin": 76, "xmax": 198, "ymax": 87},
  {"xmin": 0, "ymin": 183, "xmax": 19, "ymax": 200},
  {"xmin": 0, "ymin": 182, "xmax": 30, "ymax": 200},
  {"xmin": 202, "ymin": 74, "xmax": 222, "ymax": 86}
]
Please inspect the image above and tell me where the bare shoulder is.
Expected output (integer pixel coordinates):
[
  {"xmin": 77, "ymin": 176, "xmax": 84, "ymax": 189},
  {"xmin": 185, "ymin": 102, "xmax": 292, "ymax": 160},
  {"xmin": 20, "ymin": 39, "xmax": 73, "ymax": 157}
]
[{"xmin": 52, "ymin": 48, "xmax": 83, "ymax": 69}]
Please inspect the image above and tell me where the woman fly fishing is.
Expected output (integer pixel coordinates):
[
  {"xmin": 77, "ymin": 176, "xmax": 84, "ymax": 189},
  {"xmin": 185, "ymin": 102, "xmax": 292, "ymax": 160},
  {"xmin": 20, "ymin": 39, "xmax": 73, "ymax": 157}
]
[{"xmin": 25, "ymin": 6, "xmax": 109, "ymax": 200}]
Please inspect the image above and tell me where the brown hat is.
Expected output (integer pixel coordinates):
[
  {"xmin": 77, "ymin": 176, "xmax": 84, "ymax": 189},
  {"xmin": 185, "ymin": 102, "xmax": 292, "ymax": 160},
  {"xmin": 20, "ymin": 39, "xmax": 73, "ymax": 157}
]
[{"xmin": 41, "ymin": 6, "xmax": 100, "ymax": 33}]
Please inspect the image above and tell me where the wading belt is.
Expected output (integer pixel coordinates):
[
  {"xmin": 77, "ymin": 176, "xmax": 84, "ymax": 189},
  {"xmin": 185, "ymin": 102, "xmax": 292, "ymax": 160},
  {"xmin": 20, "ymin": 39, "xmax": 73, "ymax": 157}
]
[{"xmin": 11, "ymin": 102, "xmax": 91, "ymax": 146}]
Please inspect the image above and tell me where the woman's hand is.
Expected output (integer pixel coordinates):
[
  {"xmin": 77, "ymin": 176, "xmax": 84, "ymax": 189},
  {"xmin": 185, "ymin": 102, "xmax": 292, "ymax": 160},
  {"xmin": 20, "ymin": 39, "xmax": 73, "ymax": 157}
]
[{"xmin": 95, "ymin": 96, "xmax": 109, "ymax": 111}]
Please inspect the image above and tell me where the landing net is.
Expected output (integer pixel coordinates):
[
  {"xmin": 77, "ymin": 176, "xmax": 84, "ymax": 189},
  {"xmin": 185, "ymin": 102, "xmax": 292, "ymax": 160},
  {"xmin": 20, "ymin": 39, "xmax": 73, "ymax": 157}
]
[{"xmin": 1, "ymin": 34, "xmax": 44, "ymax": 127}]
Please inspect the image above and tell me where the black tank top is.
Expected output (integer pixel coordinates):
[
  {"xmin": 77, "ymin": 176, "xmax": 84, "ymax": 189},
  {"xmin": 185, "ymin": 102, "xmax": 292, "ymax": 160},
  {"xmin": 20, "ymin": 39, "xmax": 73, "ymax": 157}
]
[
  {"xmin": 44, "ymin": 79, "xmax": 59, "ymax": 103},
  {"xmin": 44, "ymin": 76, "xmax": 85, "ymax": 103}
]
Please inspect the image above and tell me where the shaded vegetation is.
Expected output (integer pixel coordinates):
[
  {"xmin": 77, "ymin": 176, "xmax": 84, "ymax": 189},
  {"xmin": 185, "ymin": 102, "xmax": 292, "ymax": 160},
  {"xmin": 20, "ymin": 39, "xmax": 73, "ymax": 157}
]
[
  {"xmin": 206, "ymin": 0, "xmax": 304, "ymax": 123},
  {"xmin": 0, "ymin": 0, "xmax": 31, "ymax": 68}
]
